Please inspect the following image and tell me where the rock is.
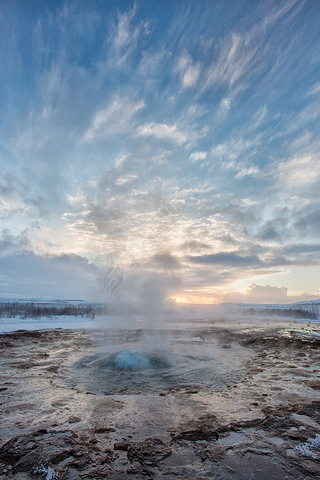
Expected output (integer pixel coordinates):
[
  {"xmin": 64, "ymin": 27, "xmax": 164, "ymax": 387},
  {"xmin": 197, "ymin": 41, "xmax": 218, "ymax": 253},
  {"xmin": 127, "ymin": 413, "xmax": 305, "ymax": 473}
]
[
  {"xmin": 218, "ymin": 431, "xmax": 247, "ymax": 447},
  {"xmin": 93, "ymin": 426, "xmax": 115, "ymax": 434},
  {"xmin": 286, "ymin": 427, "xmax": 300, "ymax": 438},
  {"xmin": 185, "ymin": 388, "xmax": 199, "ymax": 394},
  {"xmin": 58, "ymin": 456, "xmax": 75, "ymax": 467},
  {"xmin": 301, "ymin": 460, "xmax": 320, "ymax": 474},
  {"xmin": 285, "ymin": 448, "xmax": 298, "ymax": 458},
  {"xmin": 68, "ymin": 416, "xmax": 81, "ymax": 424},
  {"xmin": 267, "ymin": 436, "xmax": 285, "ymax": 447},
  {"xmin": 308, "ymin": 380, "xmax": 320, "ymax": 390},
  {"xmin": 46, "ymin": 365, "xmax": 60, "ymax": 373},
  {"xmin": 114, "ymin": 442, "xmax": 129, "ymax": 451},
  {"xmin": 127, "ymin": 460, "xmax": 152, "ymax": 475},
  {"xmin": 0, "ymin": 429, "xmax": 91, "ymax": 474},
  {"xmin": 67, "ymin": 467, "xmax": 80, "ymax": 479},
  {"xmin": 292, "ymin": 413, "xmax": 320, "ymax": 430},
  {"xmin": 173, "ymin": 415, "xmax": 219, "ymax": 442},
  {"xmin": 127, "ymin": 438, "xmax": 171, "ymax": 466}
]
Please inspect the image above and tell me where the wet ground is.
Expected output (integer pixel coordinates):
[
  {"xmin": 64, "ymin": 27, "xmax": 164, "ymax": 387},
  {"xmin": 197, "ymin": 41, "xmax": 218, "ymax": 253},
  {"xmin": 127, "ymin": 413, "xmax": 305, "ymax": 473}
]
[{"xmin": 0, "ymin": 317, "xmax": 320, "ymax": 479}]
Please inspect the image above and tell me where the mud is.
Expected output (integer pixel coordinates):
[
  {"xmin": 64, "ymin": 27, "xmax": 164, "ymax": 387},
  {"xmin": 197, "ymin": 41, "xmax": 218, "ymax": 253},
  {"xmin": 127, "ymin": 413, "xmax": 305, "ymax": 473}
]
[{"xmin": 0, "ymin": 320, "xmax": 320, "ymax": 479}]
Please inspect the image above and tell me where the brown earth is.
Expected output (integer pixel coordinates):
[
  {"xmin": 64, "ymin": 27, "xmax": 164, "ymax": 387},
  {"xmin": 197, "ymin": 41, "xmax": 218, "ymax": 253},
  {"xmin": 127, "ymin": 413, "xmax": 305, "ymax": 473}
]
[{"xmin": 0, "ymin": 322, "xmax": 320, "ymax": 479}]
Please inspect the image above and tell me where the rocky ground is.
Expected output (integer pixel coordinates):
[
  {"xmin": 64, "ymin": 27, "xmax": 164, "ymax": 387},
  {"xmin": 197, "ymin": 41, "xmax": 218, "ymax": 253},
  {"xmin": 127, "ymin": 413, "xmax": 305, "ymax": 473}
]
[{"xmin": 0, "ymin": 320, "xmax": 320, "ymax": 479}]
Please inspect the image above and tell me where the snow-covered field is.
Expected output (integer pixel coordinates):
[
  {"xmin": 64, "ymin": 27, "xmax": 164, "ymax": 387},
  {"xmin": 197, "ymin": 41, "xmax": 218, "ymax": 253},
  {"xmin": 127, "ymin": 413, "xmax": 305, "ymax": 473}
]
[{"xmin": 0, "ymin": 315, "xmax": 95, "ymax": 333}]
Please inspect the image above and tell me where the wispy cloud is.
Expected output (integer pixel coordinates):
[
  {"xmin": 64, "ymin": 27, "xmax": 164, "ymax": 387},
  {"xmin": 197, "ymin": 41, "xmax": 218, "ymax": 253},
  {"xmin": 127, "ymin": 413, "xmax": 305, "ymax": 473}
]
[
  {"xmin": 189, "ymin": 151, "xmax": 207, "ymax": 163},
  {"xmin": 137, "ymin": 122, "xmax": 187, "ymax": 145},
  {"xmin": 108, "ymin": 2, "xmax": 150, "ymax": 65},
  {"xmin": 177, "ymin": 53, "xmax": 200, "ymax": 88},
  {"xmin": 277, "ymin": 154, "xmax": 320, "ymax": 188},
  {"xmin": 84, "ymin": 96, "xmax": 145, "ymax": 141}
]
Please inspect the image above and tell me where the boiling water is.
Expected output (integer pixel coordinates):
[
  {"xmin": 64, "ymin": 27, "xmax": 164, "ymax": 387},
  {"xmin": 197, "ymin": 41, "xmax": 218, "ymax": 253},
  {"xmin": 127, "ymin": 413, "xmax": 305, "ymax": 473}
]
[{"xmin": 69, "ymin": 328, "xmax": 251, "ymax": 395}]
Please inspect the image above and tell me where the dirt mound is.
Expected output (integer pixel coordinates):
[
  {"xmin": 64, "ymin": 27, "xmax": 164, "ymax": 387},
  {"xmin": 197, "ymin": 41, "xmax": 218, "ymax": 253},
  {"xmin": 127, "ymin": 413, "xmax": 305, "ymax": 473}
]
[{"xmin": 0, "ymin": 429, "xmax": 115, "ymax": 479}]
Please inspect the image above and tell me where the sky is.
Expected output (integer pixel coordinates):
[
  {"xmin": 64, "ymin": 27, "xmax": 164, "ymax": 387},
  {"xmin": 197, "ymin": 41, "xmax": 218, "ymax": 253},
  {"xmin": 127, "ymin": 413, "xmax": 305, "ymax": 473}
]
[{"xmin": 0, "ymin": 0, "xmax": 320, "ymax": 304}]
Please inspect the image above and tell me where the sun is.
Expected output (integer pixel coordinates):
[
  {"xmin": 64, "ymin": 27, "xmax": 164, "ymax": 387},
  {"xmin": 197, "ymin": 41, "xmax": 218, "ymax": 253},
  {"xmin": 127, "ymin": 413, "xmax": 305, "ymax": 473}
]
[{"xmin": 170, "ymin": 295, "xmax": 220, "ymax": 305}]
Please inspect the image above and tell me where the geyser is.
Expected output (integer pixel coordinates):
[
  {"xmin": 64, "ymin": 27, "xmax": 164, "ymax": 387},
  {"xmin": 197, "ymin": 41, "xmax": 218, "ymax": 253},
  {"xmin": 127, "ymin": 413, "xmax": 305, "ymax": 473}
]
[
  {"xmin": 72, "ymin": 329, "xmax": 250, "ymax": 395},
  {"xmin": 110, "ymin": 350, "xmax": 170, "ymax": 371},
  {"xmin": 113, "ymin": 350, "xmax": 151, "ymax": 370}
]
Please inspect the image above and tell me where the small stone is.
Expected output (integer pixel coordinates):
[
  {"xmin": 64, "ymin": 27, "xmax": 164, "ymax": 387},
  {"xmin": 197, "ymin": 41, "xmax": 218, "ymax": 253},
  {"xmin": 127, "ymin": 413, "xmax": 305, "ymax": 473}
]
[
  {"xmin": 292, "ymin": 413, "xmax": 320, "ymax": 430},
  {"xmin": 114, "ymin": 442, "xmax": 129, "ymax": 451},
  {"xmin": 68, "ymin": 467, "xmax": 80, "ymax": 480},
  {"xmin": 308, "ymin": 380, "xmax": 320, "ymax": 390},
  {"xmin": 68, "ymin": 416, "xmax": 81, "ymax": 424},
  {"xmin": 127, "ymin": 461, "xmax": 151, "ymax": 475},
  {"xmin": 287, "ymin": 427, "xmax": 299, "ymax": 438},
  {"xmin": 218, "ymin": 432, "xmax": 247, "ymax": 446},
  {"xmin": 94, "ymin": 426, "xmax": 115, "ymax": 433},
  {"xmin": 58, "ymin": 456, "xmax": 75, "ymax": 467},
  {"xmin": 302, "ymin": 460, "xmax": 320, "ymax": 474},
  {"xmin": 268, "ymin": 436, "xmax": 285, "ymax": 447},
  {"xmin": 285, "ymin": 449, "xmax": 298, "ymax": 458}
]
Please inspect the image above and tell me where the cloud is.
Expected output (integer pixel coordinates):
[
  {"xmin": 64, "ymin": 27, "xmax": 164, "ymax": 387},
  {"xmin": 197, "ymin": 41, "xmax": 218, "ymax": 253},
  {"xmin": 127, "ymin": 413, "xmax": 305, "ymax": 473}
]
[
  {"xmin": 51, "ymin": 253, "xmax": 98, "ymax": 272},
  {"xmin": 202, "ymin": 0, "xmax": 304, "ymax": 98},
  {"xmin": 293, "ymin": 207, "xmax": 320, "ymax": 238},
  {"xmin": 0, "ymin": 173, "xmax": 48, "ymax": 219},
  {"xmin": 0, "ymin": 252, "xmax": 100, "ymax": 299},
  {"xmin": 256, "ymin": 219, "xmax": 287, "ymax": 241},
  {"xmin": 0, "ymin": 229, "xmax": 30, "ymax": 254},
  {"xmin": 189, "ymin": 151, "xmax": 207, "ymax": 163},
  {"xmin": 235, "ymin": 166, "xmax": 259, "ymax": 179},
  {"xmin": 0, "ymin": 174, "xmax": 27, "ymax": 217},
  {"xmin": 276, "ymin": 154, "xmax": 320, "ymax": 188},
  {"xmin": 281, "ymin": 243, "xmax": 320, "ymax": 255},
  {"xmin": 150, "ymin": 252, "xmax": 181, "ymax": 270},
  {"xmin": 180, "ymin": 241, "xmax": 211, "ymax": 252},
  {"xmin": 244, "ymin": 283, "xmax": 288, "ymax": 303},
  {"xmin": 188, "ymin": 252, "xmax": 261, "ymax": 267},
  {"xmin": 114, "ymin": 5, "xmax": 137, "ymax": 49},
  {"xmin": 220, "ymin": 97, "xmax": 231, "ymax": 111},
  {"xmin": 203, "ymin": 31, "xmax": 262, "ymax": 93},
  {"xmin": 307, "ymin": 81, "xmax": 320, "ymax": 97},
  {"xmin": 177, "ymin": 54, "xmax": 200, "ymax": 88},
  {"xmin": 108, "ymin": 2, "xmax": 150, "ymax": 66},
  {"xmin": 220, "ymin": 282, "xmax": 319, "ymax": 304},
  {"xmin": 210, "ymin": 137, "xmax": 261, "ymax": 174},
  {"xmin": 137, "ymin": 122, "xmax": 187, "ymax": 144},
  {"xmin": 84, "ymin": 97, "xmax": 145, "ymax": 141},
  {"xmin": 0, "ymin": 0, "xmax": 319, "ymax": 303},
  {"xmin": 176, "ymin": 281, "xmax": 319, "ymax": 305}
]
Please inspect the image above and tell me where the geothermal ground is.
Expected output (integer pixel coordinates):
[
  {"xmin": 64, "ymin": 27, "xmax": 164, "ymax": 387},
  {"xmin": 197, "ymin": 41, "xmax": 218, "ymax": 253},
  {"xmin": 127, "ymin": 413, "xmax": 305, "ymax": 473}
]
[{"xmin": 0, "ymin": 317, "xmax": 320, "ymax": 479}]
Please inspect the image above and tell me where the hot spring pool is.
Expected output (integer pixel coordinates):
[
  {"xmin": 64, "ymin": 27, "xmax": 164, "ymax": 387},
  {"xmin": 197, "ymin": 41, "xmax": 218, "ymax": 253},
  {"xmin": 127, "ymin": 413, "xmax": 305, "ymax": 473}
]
[{"xmin": 68, "ymin": 329, "xmax": 252, "ymax": 395}]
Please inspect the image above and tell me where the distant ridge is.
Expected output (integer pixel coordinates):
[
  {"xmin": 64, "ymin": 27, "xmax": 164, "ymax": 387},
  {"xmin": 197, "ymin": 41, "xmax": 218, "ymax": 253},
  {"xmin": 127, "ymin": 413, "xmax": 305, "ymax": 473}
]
[{"xmin": 292, "ymin": 299, "xmax": 320, "ymax": 305}]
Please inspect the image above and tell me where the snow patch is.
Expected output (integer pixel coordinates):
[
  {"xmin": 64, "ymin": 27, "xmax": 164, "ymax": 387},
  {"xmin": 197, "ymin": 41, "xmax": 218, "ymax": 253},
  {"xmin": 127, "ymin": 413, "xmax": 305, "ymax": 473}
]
[
  {"xmin": 294, "ymin": 433, "xmax": 320, "ymax": 459},
  {"xmin": 34, "ymin": 465, "xmax": 59, "ymax": 480}
]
